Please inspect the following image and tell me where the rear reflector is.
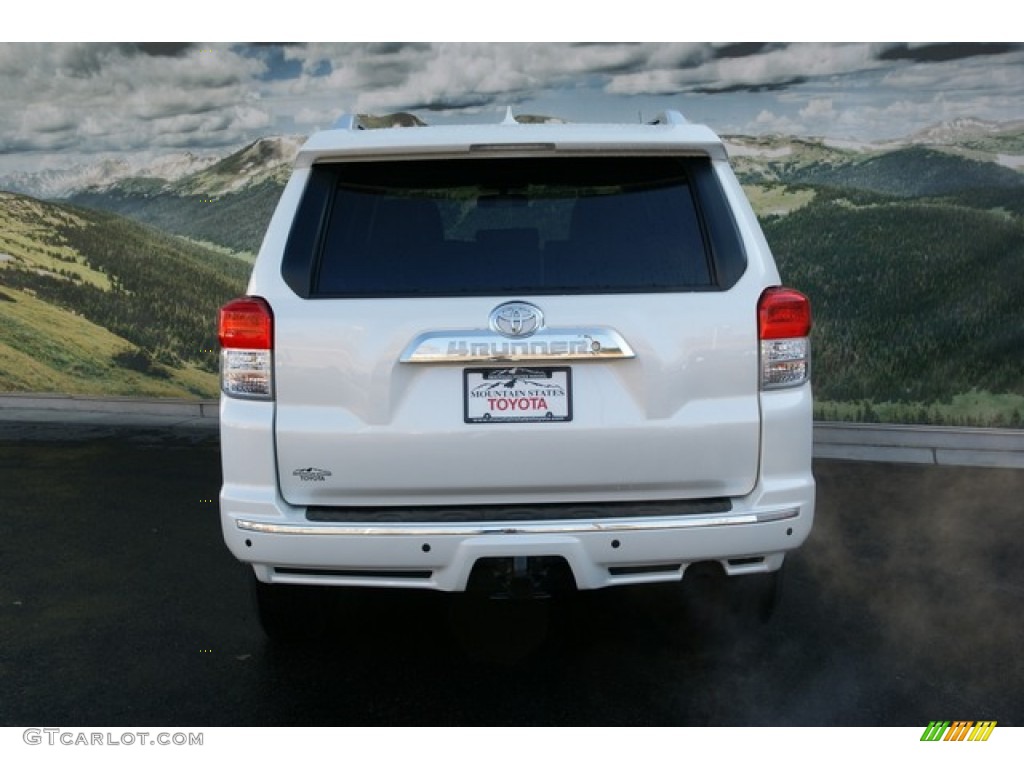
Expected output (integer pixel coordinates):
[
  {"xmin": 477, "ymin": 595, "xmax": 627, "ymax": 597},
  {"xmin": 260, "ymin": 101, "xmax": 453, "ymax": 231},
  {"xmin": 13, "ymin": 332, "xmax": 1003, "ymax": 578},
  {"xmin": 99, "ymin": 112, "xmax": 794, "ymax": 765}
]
[
  {"xmin": 758, "ymin": 288, "xmax": 811, "ymax": 390},
  {"xmin": 219, "ymin": 297, "xmax": 273, "ymax": 400}
]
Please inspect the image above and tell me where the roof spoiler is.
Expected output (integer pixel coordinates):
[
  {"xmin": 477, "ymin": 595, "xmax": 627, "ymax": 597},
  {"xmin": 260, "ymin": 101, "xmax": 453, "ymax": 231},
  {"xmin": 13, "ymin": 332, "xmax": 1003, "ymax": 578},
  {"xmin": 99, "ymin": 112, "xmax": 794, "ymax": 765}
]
[{"xmin": 332, "ymin": 108, "xmax": 689, "ymax": 130}]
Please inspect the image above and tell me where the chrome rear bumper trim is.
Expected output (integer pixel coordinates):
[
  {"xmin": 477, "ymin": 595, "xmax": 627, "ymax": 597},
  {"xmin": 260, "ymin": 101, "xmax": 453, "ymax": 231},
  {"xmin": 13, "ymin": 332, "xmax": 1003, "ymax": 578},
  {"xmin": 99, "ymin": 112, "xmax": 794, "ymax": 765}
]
[{"xmin": 236, "ymin": 506, "xmax": 800, "ymax": 537}]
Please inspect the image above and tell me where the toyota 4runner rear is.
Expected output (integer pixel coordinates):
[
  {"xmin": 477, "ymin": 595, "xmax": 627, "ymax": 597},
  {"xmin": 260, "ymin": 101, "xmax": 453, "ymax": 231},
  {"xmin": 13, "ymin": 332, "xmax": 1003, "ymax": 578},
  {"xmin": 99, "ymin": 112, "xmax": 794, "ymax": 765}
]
[{"xmin": 218, "ymin": 110, "xmax": 814, "ymax": 638}]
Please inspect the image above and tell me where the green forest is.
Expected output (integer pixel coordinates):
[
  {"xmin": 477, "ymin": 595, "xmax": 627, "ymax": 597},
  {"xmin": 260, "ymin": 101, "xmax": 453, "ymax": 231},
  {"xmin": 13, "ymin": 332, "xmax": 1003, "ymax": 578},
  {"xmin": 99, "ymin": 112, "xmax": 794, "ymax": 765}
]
[{"xmin": 760, "ymin": 187, "xmax": 1024, "ymax": 426}]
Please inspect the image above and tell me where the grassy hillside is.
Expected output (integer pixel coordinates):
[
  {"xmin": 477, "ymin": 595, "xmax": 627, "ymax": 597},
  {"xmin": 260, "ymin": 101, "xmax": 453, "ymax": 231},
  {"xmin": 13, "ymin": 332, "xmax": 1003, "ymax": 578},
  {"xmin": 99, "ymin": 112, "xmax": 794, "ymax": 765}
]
[
  {"xmin": 0, "ymin": 192, "xmax": 249, "ymax": 397},
  {"xmin": 0, "ymin": 288, "xmax": 215, "ymax": 397}
]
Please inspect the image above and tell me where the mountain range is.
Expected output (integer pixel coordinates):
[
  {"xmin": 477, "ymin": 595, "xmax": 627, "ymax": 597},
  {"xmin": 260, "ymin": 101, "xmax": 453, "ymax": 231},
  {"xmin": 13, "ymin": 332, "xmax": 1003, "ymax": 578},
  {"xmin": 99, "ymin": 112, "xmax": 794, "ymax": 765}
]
[
  {"xmin": 0, "ymin": 151, "xmax": 221, "ymax": 201},
  {"xmin": 28, "ymin": 116, "xmax": 1019, "ymax": 258},
  {"xmin": 1, "ymin": 114, "xmax": 1022, "ymax": 420},
  {"xmin": 5, "ymin": 116, "xmax": 1020, "ymax": 202},
  {"xmin": 64, "ymin": 136, "xmax": 305, "ymax": 255}
]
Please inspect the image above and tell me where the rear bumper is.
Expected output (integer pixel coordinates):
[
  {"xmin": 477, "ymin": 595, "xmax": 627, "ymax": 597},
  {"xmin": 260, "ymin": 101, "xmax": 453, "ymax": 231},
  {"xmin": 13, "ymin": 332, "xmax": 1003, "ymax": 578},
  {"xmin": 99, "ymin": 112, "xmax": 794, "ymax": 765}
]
[
  {"xmin": 220, "ymin": 481, "xmax": 813, "ymax": 591},
  {"xmin": 219, "ymin": 387, "xmax": 815, "ymax": 592}
]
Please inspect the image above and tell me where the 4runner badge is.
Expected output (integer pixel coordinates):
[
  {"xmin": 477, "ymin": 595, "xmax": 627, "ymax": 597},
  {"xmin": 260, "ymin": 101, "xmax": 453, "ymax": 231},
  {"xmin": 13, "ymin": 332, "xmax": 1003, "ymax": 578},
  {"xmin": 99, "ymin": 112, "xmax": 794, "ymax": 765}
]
[
  {"xmin": 489, "ymin": 301, "xmax": 544, "ymax": 338},
  {"xmin": 293, "ymin": 467, "xmax": 332, "ymax": 482}
]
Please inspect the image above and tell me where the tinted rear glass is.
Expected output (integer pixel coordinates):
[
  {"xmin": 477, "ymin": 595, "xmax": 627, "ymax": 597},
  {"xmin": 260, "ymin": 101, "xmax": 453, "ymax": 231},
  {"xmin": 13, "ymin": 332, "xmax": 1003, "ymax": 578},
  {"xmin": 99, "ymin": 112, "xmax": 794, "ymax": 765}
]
[{"xmin": 309, "ymin": 157, "xmax": 717, "ymax": 297}]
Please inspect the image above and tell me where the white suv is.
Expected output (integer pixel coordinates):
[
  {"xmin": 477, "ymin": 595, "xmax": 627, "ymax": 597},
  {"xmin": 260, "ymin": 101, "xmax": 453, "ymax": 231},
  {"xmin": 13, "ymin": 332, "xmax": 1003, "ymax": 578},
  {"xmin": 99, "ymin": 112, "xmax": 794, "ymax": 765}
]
[{"xmin": 218, "ymin": 110, "xmax": 814, "ymax": 638}]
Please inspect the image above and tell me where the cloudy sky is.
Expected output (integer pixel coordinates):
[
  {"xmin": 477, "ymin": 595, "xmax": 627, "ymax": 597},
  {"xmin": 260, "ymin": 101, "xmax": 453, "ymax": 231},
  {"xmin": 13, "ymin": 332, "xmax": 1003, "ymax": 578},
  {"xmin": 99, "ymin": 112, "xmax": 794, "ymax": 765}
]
[{"xmin": 1, "ymin": 41, "xmax": 1022, "ymax": 175}]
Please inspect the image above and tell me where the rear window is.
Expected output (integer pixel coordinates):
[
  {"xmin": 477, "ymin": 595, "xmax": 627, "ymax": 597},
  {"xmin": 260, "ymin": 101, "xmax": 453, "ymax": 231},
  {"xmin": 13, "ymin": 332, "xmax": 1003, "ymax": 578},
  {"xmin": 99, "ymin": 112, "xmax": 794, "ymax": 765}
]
[{"xmin": 282, "ymin": 156, "xmax": 746, "ymax": 298}]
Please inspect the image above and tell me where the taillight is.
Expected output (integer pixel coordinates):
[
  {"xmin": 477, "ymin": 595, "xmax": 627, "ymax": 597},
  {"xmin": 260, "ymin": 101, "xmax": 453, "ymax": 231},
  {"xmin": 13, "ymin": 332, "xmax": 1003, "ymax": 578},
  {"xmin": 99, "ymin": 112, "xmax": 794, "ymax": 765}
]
[
  {"xmin": 758, "ymin": 287, "xmax": 811, "ymax": 390},
  {"xmin": 219, "ymin": 297, "xmax": 273, "ymax": 400}
]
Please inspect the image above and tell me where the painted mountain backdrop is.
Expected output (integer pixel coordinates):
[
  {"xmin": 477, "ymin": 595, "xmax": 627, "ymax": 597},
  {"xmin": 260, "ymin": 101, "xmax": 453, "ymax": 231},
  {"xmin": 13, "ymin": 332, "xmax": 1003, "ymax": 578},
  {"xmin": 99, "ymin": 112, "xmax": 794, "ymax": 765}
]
[{"xmin": 1, "ymin": 115, "xmax": 1022, "ymax": 424}]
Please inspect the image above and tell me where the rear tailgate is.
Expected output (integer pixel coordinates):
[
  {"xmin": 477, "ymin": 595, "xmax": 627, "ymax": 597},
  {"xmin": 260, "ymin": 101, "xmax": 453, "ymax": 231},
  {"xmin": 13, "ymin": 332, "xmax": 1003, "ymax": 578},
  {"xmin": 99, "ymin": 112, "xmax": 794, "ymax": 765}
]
[{"xmin": 273, "ymin": 292, "xmax": 761, "ymax": 506}]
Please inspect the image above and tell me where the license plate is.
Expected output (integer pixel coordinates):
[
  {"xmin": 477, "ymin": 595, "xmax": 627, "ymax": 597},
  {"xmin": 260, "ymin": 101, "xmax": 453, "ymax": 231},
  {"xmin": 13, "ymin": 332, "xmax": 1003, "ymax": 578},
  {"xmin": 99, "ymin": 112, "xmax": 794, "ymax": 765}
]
[{"xmin": 464, "ymin": 367, "xmax": 572, "ymax": 423}]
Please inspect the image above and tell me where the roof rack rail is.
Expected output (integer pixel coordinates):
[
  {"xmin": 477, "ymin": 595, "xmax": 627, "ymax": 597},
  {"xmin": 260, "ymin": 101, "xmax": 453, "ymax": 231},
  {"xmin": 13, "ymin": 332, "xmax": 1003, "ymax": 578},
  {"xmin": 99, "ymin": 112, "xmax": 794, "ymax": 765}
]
[
  {"xmin": 333, "ymin": 114, "xmax": 366, "ymax": 131},
  {"xmin": 649, "ymin": 110, "xmax": 688, "ymax": 126}
]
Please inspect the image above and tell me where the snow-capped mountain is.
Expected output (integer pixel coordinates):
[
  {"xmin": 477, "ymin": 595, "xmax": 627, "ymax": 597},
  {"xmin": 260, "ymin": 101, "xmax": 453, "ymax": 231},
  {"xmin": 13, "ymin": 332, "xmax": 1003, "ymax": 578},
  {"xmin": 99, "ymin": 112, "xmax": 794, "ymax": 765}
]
[
  {"xmin": 908, "ymin": 118, "xmax": 1009, "ymax": 145},
  {"xmin": 134, "ymin": 151, "xmax": 222, "ymax": 184},
  {"xmin": 0, "ymin": 151, "xmax": 222, "ymax": 199},
  {"xmin": 6, "ymin": 116, "xmax": 1024, "ymax": 201},
  {"xmin": 906, "ymin": 118, "xmax": 1024, "ymax": 170},
  {"xmin": 171, "ymin": 136, "xmax": 305, "ymax": 195},
  {"xmin": 0, "ymin": 135, "xmax": 305, "ymax": 200},
  {"xmin": 1, "ymin": 159, "xmax": 130, "ymax": 199}
]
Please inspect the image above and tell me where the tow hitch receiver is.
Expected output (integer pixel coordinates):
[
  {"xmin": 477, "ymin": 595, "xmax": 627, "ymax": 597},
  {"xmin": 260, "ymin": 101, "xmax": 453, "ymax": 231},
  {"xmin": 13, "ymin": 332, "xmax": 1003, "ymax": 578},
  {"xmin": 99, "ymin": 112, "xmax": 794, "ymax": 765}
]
[{"xmin": 467, "ymin": 556, "xmax": 576, "ymax": 599}]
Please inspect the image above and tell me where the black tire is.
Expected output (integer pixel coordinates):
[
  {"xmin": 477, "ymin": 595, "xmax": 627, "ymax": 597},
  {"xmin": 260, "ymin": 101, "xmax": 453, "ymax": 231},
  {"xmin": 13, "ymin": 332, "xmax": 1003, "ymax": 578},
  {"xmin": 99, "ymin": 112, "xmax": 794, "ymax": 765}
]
[{"xmin": 251, "ymin": 577, "xmax": 332, "ymax": 642}]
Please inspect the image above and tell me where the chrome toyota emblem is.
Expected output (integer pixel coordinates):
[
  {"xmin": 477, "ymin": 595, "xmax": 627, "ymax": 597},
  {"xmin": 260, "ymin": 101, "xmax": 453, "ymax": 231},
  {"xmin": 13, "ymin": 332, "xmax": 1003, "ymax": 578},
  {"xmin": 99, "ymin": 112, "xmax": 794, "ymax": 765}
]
[{"xmin": 489, "ymin": 301, "xmax": 544, "ymax": 338}]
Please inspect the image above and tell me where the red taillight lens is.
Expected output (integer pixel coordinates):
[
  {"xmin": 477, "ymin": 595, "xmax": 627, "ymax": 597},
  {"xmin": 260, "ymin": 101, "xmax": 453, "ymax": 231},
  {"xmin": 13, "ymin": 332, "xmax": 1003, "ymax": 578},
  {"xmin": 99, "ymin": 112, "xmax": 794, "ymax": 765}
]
[
  {"xmin": 219, "ymin": 297, "xmax": 274, "ymax": 400},
  {"xmin": 219, "ymin": 297, "xmax": 273, "ymax": 350},
  {"xmin": 758, "ymin": 287, "xmax": 811, "ymax": 340},
  {"xmin": 759, "ymin": 287, "xmax": 811, "ymax": 390}
]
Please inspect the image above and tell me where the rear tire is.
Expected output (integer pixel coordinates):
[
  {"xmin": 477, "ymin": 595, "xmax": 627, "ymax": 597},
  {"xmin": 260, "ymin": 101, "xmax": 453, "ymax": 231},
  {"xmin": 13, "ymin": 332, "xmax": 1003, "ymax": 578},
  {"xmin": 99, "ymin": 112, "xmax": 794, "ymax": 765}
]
[{"xmin": 251, "ymin": 577, "xmax": 331, "ymax": 642}]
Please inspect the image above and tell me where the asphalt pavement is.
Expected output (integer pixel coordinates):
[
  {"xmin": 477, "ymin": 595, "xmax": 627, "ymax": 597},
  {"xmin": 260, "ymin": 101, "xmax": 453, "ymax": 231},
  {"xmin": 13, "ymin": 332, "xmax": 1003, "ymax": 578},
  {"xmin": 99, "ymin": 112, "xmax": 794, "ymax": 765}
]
[{"xmin": 1, "ymin": 419, "xmax": 1021, "ymax": 726}]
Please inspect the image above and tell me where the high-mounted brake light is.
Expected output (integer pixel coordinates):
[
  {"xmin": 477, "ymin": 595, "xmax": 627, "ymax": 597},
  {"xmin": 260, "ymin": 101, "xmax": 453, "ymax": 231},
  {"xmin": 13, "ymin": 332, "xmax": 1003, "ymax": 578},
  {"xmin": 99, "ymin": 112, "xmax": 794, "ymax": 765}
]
[
  {"xmin": 758, "ymin": 288, "xmax": 811, "ymax": 390},
  {"xmin": 219, "ymin": 297, "xmax": 274, "ymax": 399}
]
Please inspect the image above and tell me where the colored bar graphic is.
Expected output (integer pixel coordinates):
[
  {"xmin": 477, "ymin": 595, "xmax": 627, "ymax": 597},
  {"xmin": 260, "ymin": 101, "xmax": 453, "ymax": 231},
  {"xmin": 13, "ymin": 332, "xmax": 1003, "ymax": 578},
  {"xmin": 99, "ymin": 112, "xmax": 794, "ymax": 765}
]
[
  {"xmin": 921, "ymin": 721, "xmax": 950, "ymax": 741},
  {"xmin": 944, "ymin": 721, "xmax": 973, "ymax": 741},
  {"xmin": 968, "ymin": 721, "xmax": 997, "ymax": 742},
  {"xmin": 920, "ymin": 720, "xmax": 996, "ymax": 742}
]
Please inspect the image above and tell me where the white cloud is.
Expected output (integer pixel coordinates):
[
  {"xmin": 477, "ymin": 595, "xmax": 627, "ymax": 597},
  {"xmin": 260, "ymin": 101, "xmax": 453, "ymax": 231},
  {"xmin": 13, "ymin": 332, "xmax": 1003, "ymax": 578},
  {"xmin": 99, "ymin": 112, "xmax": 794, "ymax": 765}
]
[
  {"xmin": 800, "ymin": 98, "xmax": 836, "ymax": 121},
  {"xmin": 293, "ymin": 106, "xmax": 336, "ymax": 127},
  {"xmin": 752, "ymin": 109, "xmax": 806, "ymax": 136},
  {"xmin": 606, "ymin": 43, "xmax": 881, "ymax": 96},
  {"xmin": 0, "ymin": 43, "xmax": 268, "ymax": 161},
  {"xmin": 1, "ymin": 41, "xmax": 1022, "ymax": 175},
  {"xmin": 19, "ymin": 103, "xmax": 78, "ymax": 134}
]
